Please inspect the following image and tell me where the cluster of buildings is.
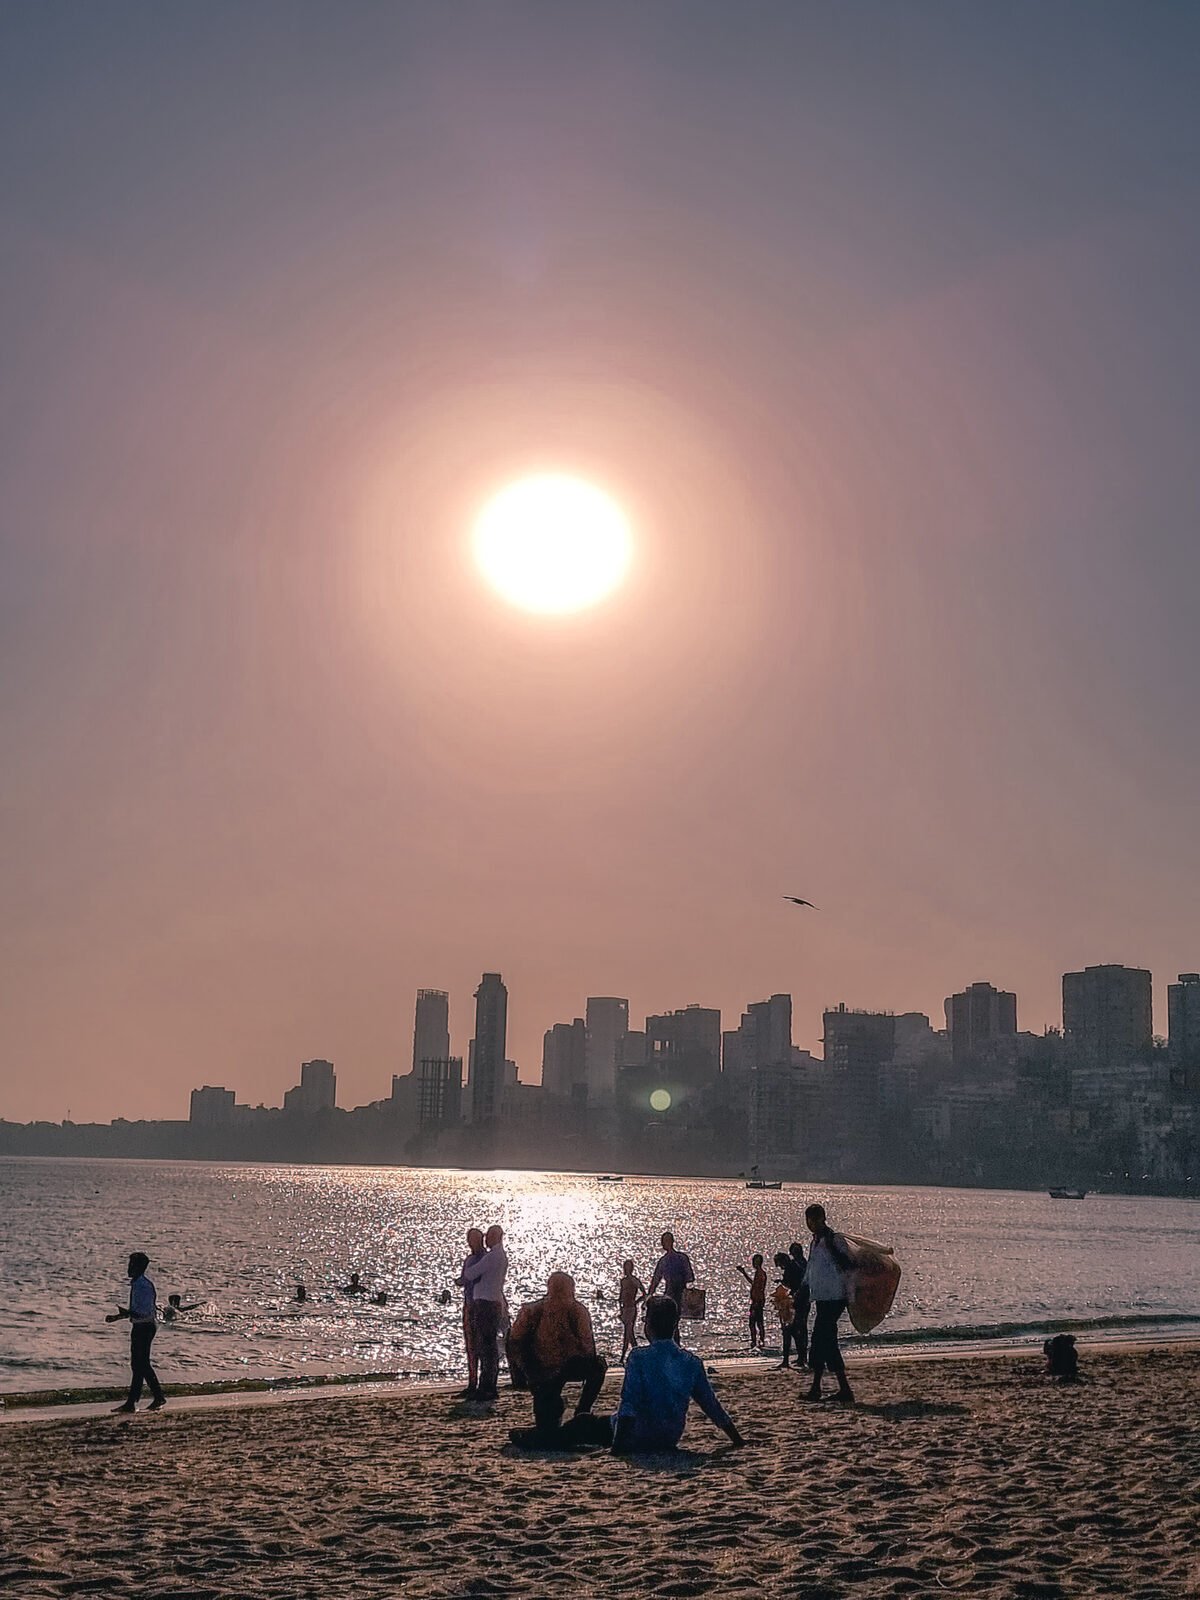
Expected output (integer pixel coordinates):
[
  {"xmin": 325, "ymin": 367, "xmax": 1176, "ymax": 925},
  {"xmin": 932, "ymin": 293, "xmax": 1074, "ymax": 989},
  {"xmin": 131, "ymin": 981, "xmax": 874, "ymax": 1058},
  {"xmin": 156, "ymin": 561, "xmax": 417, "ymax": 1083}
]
[{"xmin": 177, "ymin": 963, "xmax": 1200, "ymax": 1191}]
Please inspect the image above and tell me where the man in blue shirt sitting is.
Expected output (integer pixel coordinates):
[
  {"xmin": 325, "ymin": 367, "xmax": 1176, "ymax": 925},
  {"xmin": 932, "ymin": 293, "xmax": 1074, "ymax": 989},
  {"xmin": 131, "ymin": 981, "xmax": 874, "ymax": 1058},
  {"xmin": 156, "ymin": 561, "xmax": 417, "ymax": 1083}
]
[{"xmin": 613, "ymin": 1295, "xmax": 745, "ymax": 1453}]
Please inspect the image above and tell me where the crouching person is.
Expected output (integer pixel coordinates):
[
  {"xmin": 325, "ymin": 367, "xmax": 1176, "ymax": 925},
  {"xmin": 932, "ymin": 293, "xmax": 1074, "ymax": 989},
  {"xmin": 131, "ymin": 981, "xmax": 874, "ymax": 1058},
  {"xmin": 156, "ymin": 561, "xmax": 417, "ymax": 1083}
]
[
  {"xmin": 613, "ymin": 1295, "xmax": 745, "ymax": 1453},
  {"xmin": 508, "ymin": 1272, "xmax": 607, "ymax": 1448}
]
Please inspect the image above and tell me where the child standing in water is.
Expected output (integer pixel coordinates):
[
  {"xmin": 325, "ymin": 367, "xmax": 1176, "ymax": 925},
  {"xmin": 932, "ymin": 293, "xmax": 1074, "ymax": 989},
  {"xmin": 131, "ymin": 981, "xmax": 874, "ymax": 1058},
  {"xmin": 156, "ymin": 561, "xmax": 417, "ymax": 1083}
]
[
  {"xmin": 618, "ymin": 1259, "xmax": 646, "ymax": 1362},
  {"xmin": 736, "ymin": 1254, "xmax": 768, "ymax": 1350}
]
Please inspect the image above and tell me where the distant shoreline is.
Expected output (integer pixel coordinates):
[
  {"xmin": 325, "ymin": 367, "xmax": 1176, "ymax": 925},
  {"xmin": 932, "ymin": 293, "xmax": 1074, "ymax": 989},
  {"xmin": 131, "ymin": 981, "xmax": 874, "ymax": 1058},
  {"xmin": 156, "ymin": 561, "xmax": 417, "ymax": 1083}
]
[{"xmin": 1, "ymin": 1150, "xmax": 1194, "ymax": 1201}]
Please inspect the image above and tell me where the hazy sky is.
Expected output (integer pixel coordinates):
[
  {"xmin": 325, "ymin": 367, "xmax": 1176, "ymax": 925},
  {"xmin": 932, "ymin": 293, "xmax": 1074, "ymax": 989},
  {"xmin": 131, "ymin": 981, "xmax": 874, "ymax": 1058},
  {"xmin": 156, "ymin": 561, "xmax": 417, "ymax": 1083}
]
[{"xmin": 4, "ymin": 3, "xmax": 1200, "ymax": 1121}]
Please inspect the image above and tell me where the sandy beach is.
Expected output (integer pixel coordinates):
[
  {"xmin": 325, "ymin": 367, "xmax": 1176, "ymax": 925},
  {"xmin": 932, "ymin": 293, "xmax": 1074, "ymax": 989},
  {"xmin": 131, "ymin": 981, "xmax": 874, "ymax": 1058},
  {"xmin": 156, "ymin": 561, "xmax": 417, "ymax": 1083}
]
[{"xmin": 1, "ymin": 1345, "xmax": 1196, "ymax": 1599}]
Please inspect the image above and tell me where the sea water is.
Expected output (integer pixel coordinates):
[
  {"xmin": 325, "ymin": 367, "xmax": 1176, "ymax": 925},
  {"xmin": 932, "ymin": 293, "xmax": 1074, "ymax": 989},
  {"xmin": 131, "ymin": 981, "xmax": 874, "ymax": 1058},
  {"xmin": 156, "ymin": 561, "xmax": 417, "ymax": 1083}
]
[{"xmin": 2, "ymin": 1157, "xmax": 1198, "ymax": 1395}]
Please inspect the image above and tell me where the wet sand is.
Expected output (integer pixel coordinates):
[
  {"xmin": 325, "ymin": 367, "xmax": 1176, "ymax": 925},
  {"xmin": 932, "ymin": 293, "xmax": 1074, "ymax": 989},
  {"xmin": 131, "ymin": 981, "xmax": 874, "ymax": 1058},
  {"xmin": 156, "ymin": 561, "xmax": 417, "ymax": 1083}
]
[{"xmin": 2, "ymin": 1345, "xmax": 1197, "ymax": 1598}]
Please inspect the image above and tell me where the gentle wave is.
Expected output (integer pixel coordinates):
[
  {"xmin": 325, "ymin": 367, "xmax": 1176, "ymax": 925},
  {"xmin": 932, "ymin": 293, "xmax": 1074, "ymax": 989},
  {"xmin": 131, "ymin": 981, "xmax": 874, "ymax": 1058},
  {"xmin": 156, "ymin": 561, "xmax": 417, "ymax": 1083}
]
[
  {"xmin": 0, "ymin": 1355, "xmax": 80, "ymax": 1371},
  {"xmin": 849, "ymin": 1311, "xmax": 1200, "ymax": 1347}
]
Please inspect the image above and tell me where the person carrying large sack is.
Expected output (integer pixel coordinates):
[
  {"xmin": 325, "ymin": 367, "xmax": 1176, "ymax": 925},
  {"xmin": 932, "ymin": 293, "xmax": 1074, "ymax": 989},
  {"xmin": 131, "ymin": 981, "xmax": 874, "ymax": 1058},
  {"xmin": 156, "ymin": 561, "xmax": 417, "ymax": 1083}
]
[{"xmin": 801, "ymin": 1204, "xmax": 855, "ymax": 1404}]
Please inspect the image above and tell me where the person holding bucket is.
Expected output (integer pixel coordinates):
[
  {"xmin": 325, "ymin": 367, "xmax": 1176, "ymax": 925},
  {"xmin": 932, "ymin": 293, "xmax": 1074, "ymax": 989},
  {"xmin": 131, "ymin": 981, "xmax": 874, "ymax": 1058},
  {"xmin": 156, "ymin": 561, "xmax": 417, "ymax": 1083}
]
[{"xmin": 649, "ymin": 1231, "xmax": 695, "ymax": 1343}]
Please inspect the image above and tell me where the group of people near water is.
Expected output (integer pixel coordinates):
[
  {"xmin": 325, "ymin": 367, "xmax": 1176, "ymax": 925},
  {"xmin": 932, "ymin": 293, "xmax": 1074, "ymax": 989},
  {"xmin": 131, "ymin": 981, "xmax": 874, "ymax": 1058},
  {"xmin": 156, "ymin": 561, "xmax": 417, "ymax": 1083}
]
[
  {"xmin": 452, "ymin": 1202, "xmax": 855, "ymax": 1450},
  {"xmin": 106, "ymin": 1202, "xmax": 856, "ymax": 1441}
]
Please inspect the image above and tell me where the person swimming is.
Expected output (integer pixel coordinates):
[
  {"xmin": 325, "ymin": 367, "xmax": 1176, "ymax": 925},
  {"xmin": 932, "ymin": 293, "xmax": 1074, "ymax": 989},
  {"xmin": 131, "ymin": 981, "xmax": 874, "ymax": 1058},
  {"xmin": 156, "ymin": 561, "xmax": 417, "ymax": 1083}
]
[
  {"xmin": 293, "ymin": 1284, "xmax": 307, "ymax": 1303},
  {"xmin": 341, "ymin": 1272, "xmax": 365, "ymax": 1296},
  {"xmin": 161, "ymin": 1293, "xmax": 202, "ymax": 1323}
]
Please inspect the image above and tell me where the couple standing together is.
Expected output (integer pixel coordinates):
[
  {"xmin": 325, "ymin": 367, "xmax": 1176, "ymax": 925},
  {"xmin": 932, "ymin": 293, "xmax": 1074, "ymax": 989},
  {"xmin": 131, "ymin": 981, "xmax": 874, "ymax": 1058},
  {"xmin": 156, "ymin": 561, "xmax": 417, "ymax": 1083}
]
[{"xmin": 456, "ymin": 1224, "xmax": 508, "ymax": 1401}]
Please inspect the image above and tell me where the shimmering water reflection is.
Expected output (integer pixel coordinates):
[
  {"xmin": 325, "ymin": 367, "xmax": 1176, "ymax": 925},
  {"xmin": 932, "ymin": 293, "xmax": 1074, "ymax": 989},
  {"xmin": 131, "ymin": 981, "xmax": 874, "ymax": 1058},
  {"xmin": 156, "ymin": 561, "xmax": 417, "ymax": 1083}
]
[{"xmin": 2, "ymin": 1159, "xmax": 1199, "ymax": 1393}]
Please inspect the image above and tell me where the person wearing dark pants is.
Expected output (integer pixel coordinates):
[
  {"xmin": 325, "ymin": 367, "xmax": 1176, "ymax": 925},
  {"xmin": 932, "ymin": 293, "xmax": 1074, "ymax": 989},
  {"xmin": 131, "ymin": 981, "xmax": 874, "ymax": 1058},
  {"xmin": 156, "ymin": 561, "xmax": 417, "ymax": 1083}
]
[
  {"xmin": 461, "ymin": 1225, "xmax": 508, "ymax": 1402},
  {"xmin": 801, "ymin": 1204, "xmax": 855, "ymax": 1404},
  {"xmin": 507, "ymin": 1272, "xmax": 607, "ymax": 1448},
  {"xmin": 532, "ymin": 1351, "xmax": 608, "ymax": 1432},
  {"xmin": 780, "ymin": 1243, "xmax": 810, "ymax": 1369},
  {"xmin": 106, "ymin": 1251, "xmax": 165, "ymax": 1412}
]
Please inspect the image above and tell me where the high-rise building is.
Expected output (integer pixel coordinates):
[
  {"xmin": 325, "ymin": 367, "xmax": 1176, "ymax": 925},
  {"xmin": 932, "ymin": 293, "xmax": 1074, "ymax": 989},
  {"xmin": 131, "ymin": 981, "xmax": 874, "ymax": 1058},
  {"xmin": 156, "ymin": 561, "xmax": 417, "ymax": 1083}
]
[
  {"xmin": 189, "ymin": 1086, "xmax": 235, "ymax": 1127},
  {"xmin": 944, "ymin": 982, "xmax": 1017, "ymax": 1066},
  {"xmin": 726, "ymin": 994, "xmax": 792, "ymax": 1078},
  {"xmin": 284, "ymin": 1059, "xmax": 337, "ymax": 1115},
  {"xmin": 469, "ymin": 973, "xmax": 508, "ymax": 1123},
  {"xmin": 823, "ymin": 1006, "xmax": 896, "ymax": 1070},
  {"xmin": 645, "ymin": 1005, "xmax": 721, "ymax": 1086},
  {"xmin": 1062, "ymin": 965, "xmax": 1153, "ymax": 1073},
  {"xmin": 542, "ymin": 1019, "xmax": 587, "ymax": 1099},
  {"xmin": 418, "ymin": 1057, "xmax": 463, "ymax": 1126},
  {"xmin": 1168, "ymin": 973, "xmax": 1200, "ymax": 1094},
  {"xmin": 412, "ymin": 989, "xmax": 451, "ymax": 1076},
  {"xmin": 822, "ymin": 1005, "xmax": 895, "ymax": 1167},
  {"xmin": 585, "ymin": 997, "xmax": 629, "ymax": 1104}
]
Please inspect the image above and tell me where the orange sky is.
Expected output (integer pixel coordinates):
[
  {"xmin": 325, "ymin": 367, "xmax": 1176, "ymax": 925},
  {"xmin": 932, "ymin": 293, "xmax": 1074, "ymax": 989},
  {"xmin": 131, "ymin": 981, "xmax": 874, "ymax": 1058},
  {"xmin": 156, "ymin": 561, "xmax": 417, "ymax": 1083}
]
[{"xmin": 2, "ymin": 5, "xmax": 1199, "ymax": 1119}]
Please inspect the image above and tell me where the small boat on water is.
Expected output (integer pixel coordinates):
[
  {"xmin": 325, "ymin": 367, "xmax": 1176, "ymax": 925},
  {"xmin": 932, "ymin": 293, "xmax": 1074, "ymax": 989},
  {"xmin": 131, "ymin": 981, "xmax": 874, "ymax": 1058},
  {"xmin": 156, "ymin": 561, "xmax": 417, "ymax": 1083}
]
[
  {"xmin": 745, "ymin": 1179, "xmax": 783, "ymax": 1190},
  {"xmin": 597, "ymin": 1175, "xmax": 624, "ymax": 1183},
  {"xmin": 1048, "ymin": 1187, "xmax": 1087, "ymax": 1199}
]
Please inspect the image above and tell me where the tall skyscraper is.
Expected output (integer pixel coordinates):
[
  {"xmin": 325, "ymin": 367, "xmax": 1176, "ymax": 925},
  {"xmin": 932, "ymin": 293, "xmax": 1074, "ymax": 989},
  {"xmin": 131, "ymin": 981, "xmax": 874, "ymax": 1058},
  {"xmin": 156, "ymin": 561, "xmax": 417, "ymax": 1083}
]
[
  {"xmin": 645, "ymin": 1005, "xmax": 721, "ymax": 1086},
  {"xmin": 726, "ymin": 994, "xmax": 793, "ymax": 1076},
  {"xmin": 284, "ymin": 1059, "xmax": 336, "ymax": 1114},
  {"xmin": 585, "ymin": 997, "xmax": 629, "ymax": 1104},
  {"xmin": 418, "ymin": 1056, "xmax": 463, "ymax": 1126},
  {"xmin": 1168, "ymin": 973, "xmax": 1200, "ymax": 1093},
  {"xmin": 542, "ymin": 1019, "xmax": 587, "ymax": 1099},
  {"xmin": 944, "ymin": 982, "xmax": 1017, "ymax": 1066},
  {"xmin": 469, "ymin": 972, "xmax": 508, "ymax": 1123},
  {"xmin": 1062, "ymin": 965, "xmax": 1153, "ymax": 1072},
  {"xmin": 412, "ymin": 989, "xmax": 451, "ymax": 1074}
]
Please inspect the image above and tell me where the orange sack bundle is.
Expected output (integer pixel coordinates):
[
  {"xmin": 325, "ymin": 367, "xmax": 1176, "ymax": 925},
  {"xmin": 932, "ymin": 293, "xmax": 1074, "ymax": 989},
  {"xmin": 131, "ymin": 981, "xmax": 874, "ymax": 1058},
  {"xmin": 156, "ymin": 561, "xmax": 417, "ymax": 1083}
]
[{"xmin": 843, "ymin": 1236, "xmax": 902, "ymax": 1335}]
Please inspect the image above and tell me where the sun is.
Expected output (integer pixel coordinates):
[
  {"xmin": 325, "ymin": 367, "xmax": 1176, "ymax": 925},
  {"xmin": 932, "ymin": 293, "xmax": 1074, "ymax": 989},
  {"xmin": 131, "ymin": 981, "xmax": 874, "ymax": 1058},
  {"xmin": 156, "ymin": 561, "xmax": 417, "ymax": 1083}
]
[{"xmin": 472, "ymin": 474, "xmax": 633, "ymax": 614}]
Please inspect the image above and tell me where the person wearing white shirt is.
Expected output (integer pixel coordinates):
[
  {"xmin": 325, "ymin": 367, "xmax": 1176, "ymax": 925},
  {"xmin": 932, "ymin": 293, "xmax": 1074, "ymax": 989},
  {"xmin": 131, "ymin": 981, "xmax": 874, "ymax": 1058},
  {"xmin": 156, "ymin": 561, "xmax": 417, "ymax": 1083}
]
[
  {"xmin": 801, "ymin": 1204, "xmax": 855, "ymax": 1404},
  {"xmin": 461, "ymin": 1225, "xmax": 508, "ymax": 1401},
  {"xmin": 106, "ymin": 1251, "xmax": 166, "ymax": 1412}
]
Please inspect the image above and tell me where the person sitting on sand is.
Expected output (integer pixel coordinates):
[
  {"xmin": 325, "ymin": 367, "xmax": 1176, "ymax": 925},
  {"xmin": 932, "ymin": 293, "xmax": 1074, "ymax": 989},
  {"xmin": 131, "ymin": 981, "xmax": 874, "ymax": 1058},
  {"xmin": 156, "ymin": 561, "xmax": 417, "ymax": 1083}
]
[
  {"xmin": 455, "ymin": 1227, "xmax": 487, "ymax": 1399},
  {"xmin": 612, "ymin": 1295, "xmax": 744, "ymax": 1453},
  {"xmin": 506, "ymin": 1271, "xmax": 607, "ymax": 1445},
  {"xmin": 618, "ymin": 1259, "xmax": 646, "ymax": 1362},
  {"xmin": 648, "ymin": 1232, "xmax": 695, "ymax": 1341},
  {"xmin": 802, "ymin": 1204, "xmax": 855, "ymax": 1404},
  {"xmin": 106, "ymin": 1251, "xmax": 167, "ymax": 1413},
  {"xmin": 342, "ymin": 1272, "xmax": 365, "ymax": 1296},
  {"xmin": 1044, "ymin": 1334, "xmax": 1081, "ymax": 1382},
  {"xmin": 736, "ymin": 1255, "xmax": 768, "ymax": 1350},
  {"xmin": 161, "ymin": 1293, "xmax": 202, "ymax": 1323}
]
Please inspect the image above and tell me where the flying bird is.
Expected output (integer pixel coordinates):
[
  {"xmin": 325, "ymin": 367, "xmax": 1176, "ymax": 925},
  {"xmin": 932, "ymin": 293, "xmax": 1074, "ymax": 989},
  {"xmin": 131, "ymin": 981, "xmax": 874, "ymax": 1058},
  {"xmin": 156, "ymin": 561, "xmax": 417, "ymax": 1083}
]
[{"xmin": 783, "ymin": 896, "xmax": 819, "ymax": 909}]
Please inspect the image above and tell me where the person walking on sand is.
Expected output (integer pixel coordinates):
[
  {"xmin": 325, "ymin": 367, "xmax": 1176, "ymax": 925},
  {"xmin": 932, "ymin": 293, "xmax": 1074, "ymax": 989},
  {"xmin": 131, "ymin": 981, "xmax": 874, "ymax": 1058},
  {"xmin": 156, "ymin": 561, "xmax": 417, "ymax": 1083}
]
[
  {"xmin": 461, "ymin": 1224, "xmax": 507, "ymax": 1402},
  {"xmin": 618, "ymin": 1259, "xmax": 646, "ymax": 1362},
  {"xmin": 612, "ymin": 1295, "xmax": 745, "ymax": 1453},
  {"xmin": 802, "ymin": 1204, "xmax": 855, "ymax": 1404},
  {"xmin": 455, "ymin": 1227, "xmax": 486, "ymax": 1398},
  {"xmin": 106, "ymin": 1252, "xmax": 166, "ymax": 1413},
  {"xmin": 649, "ymin": 1232, "xmax": 694, "ymax": 1341},
  {"xmin": 736, "ymin": 1255, "xmax": 768, "ymax": 1350}
]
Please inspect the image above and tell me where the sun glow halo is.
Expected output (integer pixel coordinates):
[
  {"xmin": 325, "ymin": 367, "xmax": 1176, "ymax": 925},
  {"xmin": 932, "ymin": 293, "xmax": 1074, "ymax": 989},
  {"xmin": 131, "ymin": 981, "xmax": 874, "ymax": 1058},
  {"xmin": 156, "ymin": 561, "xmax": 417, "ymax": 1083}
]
[{"xmin": 472, "ymin": 474, "xmax": 632, "ymax": 614}]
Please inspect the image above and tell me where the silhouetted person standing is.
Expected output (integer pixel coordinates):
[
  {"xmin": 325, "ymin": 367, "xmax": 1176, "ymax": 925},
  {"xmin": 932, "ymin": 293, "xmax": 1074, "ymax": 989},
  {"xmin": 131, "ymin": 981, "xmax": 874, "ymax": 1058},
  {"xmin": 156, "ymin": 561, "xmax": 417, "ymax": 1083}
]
[
  {"xmin": 648, "ymin": 1231, "xmax": 694, "ymax": 1342},
  {"xmin": 783, "ymin": 1241, "xmax": 810, "ymax": 1368},
  {"xmin": 461, "ymin": 1224, "xmax": 507, "ymax": 1401},
  {"xmin": 107, "ymin": 1252, "xmax": 165, "ymax": 1412},
  {"xmin": 455, "ymin": 1226, "xmax": 486, "ymax": 1398},
  {"xmin": 802, "ymin": 1204, "xmax": 854, "ymax": 1403}
]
